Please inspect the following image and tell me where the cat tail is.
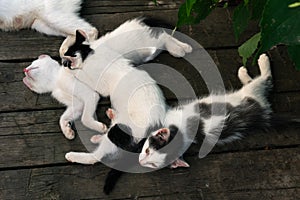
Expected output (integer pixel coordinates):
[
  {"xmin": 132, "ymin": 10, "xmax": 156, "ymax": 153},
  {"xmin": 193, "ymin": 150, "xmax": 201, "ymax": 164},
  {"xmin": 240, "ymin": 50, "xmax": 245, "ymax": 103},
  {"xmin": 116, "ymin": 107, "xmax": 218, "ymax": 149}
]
[{"xmin": 103, "ymin": 169, "xmax": 123, "ymax": 195}]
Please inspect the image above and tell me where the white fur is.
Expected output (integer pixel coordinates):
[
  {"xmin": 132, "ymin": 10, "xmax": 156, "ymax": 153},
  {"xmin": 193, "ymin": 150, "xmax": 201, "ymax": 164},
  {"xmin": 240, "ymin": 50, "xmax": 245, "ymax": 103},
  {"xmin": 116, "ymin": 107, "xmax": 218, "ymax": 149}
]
[
  {"xmin": 23, "ymin": 18, "xmax": 193, "ymax": 164},
  {"xmin": 139, "ymin": 54, "xmax": 272, "ymax": 169},
  {"xmin": 23, "ymin": 55, "xmax": 106, "ymax": 139},
  {"xmin": 0, "ymin": 0, "xmax": 98, "ymax": 55}
]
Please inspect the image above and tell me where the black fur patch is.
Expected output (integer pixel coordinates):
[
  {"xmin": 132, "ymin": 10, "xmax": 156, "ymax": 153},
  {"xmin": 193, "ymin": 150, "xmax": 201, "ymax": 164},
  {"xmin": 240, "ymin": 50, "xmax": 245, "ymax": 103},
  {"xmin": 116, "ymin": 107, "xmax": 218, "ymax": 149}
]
[
  {"xmin": 107, "ymin": 124, "xmax": 135, "ymax": 151},
  {"xmin": 149, "ymin": 124, "xmax": 179, "ymax": 150},
  {"xmin": 63, "ymin": 30, "xmax": 94, "ymax": 68},
  {"xmin": 140, "ymin": 17, "xmax": 174, "ymax": 38},
  {"xmin": 219, "ymin": 97, "xmax": 270, "ymax": 140},
  {"xmin": 195, "ymin": 102, "xmax": 233, "ymax": 119}
]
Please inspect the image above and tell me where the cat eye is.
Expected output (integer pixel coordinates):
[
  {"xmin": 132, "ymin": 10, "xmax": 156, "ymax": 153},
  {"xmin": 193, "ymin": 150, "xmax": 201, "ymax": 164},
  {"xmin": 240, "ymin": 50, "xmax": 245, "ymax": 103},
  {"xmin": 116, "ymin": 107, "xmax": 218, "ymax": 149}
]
[{"xmin": 145, "ymin": 148, "xmax": 150, "ymax": 155}]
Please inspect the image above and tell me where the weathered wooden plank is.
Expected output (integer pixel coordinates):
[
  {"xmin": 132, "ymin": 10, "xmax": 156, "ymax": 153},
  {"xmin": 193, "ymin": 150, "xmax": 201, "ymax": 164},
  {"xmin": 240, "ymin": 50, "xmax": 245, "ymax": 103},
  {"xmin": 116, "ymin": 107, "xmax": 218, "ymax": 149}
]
[
  {"xmin": 1, "ymin": 49, "xmax": 300, "ymax": 112},
  {"xmin": 81, "ymin": 0, "xmax": 181, "ymax": 15},
  {"xmin": 0, "ymin": 8, "xmax": 259, "ymax": 60},
  {"xmin": 0, "ymin": 148, "xmax": 299, "ymax": 199},
  {"xmin": 0, "ymin": 108, "xmax": 299, "ymax": 169}
]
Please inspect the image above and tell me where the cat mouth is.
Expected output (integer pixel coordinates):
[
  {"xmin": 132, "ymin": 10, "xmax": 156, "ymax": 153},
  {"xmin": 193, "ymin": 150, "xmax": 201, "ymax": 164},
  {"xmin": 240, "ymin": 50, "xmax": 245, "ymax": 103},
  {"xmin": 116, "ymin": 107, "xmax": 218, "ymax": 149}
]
[{"xmin": 23, "ymin": 77, "xmax": 33, "ymax": 89}]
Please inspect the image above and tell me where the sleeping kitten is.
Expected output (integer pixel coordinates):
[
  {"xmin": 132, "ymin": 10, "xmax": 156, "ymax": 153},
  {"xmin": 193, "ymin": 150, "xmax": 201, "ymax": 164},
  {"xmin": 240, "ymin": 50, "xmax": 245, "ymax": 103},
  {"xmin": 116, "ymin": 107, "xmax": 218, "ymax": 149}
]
[
  {"xmin": 139, "ymin": 54, "xmax": 273, "ymax": 169},
  {"xmin": 61, "ymin": 17, "xmax": 192, "ymax": 69},
  {"xmin": 23, "ymin": 18, "xmax": 192, "ymax": 142},
  {"xmin": 0, "ymin": 0, "xmax": 98, "ymax": 55},
  {"xmin": 59, "ymin": 17, "xmax": 192, "ymax": 164}
]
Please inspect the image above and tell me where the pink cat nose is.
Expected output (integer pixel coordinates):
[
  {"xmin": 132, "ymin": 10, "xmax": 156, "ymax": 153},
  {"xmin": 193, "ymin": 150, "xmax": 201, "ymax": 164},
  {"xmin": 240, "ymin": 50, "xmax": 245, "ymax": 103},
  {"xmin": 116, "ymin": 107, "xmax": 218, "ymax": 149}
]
[{"xmin": 23, "ymin": 68, "xmax": 29, "ymax": 73}]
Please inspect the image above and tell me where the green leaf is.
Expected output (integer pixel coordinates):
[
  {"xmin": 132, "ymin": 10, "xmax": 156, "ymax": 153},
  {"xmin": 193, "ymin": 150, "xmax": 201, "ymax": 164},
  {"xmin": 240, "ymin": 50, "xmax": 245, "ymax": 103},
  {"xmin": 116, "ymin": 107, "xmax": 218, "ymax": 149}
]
[
  {"xmin": 289, "ymin": 2, "xmax": 300, "ymax": 8},
  {"xmin": 177, "ymin": 2, "xmax": 195, "ymax": 27},
  {"xmin": 177, "ymin": 0, "xmax": 217, "ymax": 27},
  {"xmin": 288, "ymin": 45, "xmax": 300, "ymax": 70},
  {"xmin": 186, "ymin": 0, "xmax": 197, "ymax": 17},
  {"xmin": 259, "ymin": 0, "xmax": 300, "ymax": 53},
  {"xmin": 249, "ymin": 0, "xmax": 267, "ymax": 20},
  {"xmin": 238, "ymin": 32, "xmax": 261, "ymax": 65},
  {"xmin": 192, "ymin": 0, "xmax": 217, "ymax": 24},
  {"xmin": 233, "ymin": 2, "xmax": 251, "ymax": 40}
]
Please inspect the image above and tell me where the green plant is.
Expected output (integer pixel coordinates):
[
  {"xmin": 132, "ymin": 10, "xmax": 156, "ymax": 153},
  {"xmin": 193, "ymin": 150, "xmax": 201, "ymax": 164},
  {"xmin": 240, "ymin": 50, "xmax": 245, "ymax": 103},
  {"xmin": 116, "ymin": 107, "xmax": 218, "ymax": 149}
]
[{"xmin": 156, "ymin": 0, "xmax": 300, "ymax": 69}]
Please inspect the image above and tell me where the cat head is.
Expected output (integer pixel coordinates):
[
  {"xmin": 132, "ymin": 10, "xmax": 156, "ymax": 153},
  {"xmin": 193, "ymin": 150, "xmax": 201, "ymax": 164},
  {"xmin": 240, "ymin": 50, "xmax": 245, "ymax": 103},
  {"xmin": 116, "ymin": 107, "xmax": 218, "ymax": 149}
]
[
  {"xmin": 139, "ymin": 125, "xmax": 189, "ymax": 169},
  {"xmin": 62, "ymin": 30, "xmax": 94, "ymax": 69},
  {"xmin": 23, "ymin": 55, "xmax": 60, "ymax": 93}
]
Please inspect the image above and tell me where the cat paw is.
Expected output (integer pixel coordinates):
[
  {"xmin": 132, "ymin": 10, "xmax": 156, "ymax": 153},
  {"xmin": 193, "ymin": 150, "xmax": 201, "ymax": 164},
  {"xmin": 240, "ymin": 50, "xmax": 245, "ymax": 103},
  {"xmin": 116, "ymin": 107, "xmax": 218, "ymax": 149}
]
[
  {"xmin": 90, "ymin": 134, "xmax": 103, "ymax": 143},
  {"xmin": 168, "ymin": 41, "xmax": 192, "ymax": 58},
  {"xmin": 65, "ymin": 152, "xmax": 76, "ymax": 162},
  {"xmin": 99, "ymin": 123, "xmax": 108, "ymax": 133},
  {"xmin": 63, "ymin": 122, "xmax": 75, "ymax": 140},
  {"xmin": 258, "ymin": 54, "xmax": 271, "ymax": 76},
  {"xmin": 238, "ymin": 66, "xmax": 252, "ymax": 85}
]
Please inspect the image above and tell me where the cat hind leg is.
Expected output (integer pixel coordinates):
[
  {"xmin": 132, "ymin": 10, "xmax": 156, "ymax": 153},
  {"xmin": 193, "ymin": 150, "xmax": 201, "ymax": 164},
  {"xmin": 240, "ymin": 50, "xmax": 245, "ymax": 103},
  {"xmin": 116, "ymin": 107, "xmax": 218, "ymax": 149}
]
[
  {"xmin": 258, "ymin": 54, "xmax": 271, "ymax": 78},
  {"xmin": 238, "ymin": 66, "xmax": 253, "ymax": 85}
]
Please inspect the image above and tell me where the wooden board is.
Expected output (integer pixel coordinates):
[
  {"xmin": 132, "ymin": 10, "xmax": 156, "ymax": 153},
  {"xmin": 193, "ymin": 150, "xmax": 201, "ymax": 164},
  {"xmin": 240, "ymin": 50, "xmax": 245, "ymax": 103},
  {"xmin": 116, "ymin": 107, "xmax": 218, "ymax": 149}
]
[
  {"xmin": 0, "ymin": 0, "xmax": 300, "ymax": 199},
  {"xmin": 0, "ymin": 147, "xmax": 299, "ymax": 199}
]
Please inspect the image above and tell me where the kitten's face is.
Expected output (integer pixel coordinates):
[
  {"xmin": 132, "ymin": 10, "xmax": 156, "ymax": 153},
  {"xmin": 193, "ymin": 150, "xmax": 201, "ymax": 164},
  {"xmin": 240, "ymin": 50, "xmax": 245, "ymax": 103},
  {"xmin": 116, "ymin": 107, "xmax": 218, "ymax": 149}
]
[
  {"xmin": 23, "ymin": 55, "xmax": 60, "ymax": 93},
  {"xmin": 139, "ymin": 128, "xmax": 170, "ymax": 169},
  {"xmin": 62, "ymin": 30, "xmax": 93, "ymax": 69}
]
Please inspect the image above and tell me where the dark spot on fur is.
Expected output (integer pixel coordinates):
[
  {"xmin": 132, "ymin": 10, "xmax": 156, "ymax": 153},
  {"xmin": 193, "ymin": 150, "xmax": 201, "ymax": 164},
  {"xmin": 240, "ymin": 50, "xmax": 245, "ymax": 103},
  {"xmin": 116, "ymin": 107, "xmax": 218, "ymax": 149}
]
[
  {"xmin": 195, "ymin": 102, "xmax": 233, "ymax": 119},
  {"xmin": 107, "ymin": 124, "xmax": 134, "ymax": 151},
  {"xmin": 149, "ymin": 124, "xmax": 180, "ymax": 151},
  {"xmin": 219, "ymin": 97, "xmax": 270, "ymax": 140},
  {"xmin": 63, "ymin": 30, "xmax": 94, "ymax": 67}
]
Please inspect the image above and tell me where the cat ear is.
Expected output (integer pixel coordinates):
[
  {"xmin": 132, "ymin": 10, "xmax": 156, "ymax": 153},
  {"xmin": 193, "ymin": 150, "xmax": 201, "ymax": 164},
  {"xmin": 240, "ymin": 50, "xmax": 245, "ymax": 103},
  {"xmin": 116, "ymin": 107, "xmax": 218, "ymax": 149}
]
[
  {"xmin": 75, "ymin": 29, "xmax": 88, "ymax": 44},
  {"xmin": 170, "ymin": 158, "xmax": 190, "ymax": 169},
  {"xmin": 155, "ymin": 128, "xmax": 170, "ymax": 142},
  {"xmin": 106, "ymin": 108, "xmax": 116, "ymax": 120}
]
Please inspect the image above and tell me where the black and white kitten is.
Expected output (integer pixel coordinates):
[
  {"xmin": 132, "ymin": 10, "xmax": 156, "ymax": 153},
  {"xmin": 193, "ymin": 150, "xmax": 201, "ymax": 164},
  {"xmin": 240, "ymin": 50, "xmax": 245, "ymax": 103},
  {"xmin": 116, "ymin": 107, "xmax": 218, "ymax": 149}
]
[{"xmin": 139, "ymin": 54, "xmax": 273, "ymax": 169}]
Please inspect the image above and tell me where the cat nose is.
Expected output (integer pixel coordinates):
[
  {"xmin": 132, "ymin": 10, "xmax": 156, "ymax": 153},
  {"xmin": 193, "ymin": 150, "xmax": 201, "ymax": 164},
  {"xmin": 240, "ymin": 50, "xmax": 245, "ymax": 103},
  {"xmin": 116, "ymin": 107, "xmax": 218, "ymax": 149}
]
[{"xmin": 23, "ymin": 68, "xmax": 29, "ymax": 73}]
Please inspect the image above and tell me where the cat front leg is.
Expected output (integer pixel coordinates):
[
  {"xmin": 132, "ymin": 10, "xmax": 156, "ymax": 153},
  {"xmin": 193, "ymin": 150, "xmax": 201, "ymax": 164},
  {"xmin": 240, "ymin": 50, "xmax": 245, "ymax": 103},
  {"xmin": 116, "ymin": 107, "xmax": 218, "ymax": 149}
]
[
  {"xmin": 65, "ymin": 152, "xmax": 98, "ymax": 164},
  {"xmin": 81, "ymin": 98, "xmax": 108, "ymax": 133},
  {"xmin": 162, "ymin": 33, "xmax": 192, "ymax": 57},
  {"xmin": 60, "ymin": 105, "xmax": 82, "ymax": 140}
]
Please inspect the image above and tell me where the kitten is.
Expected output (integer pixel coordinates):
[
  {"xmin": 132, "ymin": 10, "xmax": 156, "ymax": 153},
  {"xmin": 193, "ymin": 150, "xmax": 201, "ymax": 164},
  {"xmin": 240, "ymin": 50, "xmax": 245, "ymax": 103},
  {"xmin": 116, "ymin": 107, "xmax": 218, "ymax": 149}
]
[
  {"xmin": 60, "ymin": 17, "xmax": 192, "ymax": 163},
  {"xmin": 61, "ymin": 17, "xmax": 192, "ymax": 69},
  {"xmin": 23, "ymin": 54, "xmax": 106, "ymax": 139},
  {"xmin": 23, "ymin": 18, "xmax": 192, "ymax": 142},
  {"xmin": 139, "ymin": 54, "xmax": 273, "ymax": 169},
  {"xmin": 0, "ymin": 0, "xmax": 98, "ymax": 55}
]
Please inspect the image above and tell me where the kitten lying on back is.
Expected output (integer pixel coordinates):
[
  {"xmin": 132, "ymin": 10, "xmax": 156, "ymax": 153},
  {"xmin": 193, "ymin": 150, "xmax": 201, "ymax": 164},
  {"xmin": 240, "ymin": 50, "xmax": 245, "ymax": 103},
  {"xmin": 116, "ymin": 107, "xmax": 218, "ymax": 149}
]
[
  {"xmin": 23, "ymin": 18, "xmax": 192, "ymax": 141},
  {"xmin": 139, "ymin": 54, "xmax": 273, "ymax": 169},
  {"xmin": 62, "ymin": 17, "xmax": 192, "ymax": 162},
  {"xmin": 0, "ymin": 0, "xmax": 98, "ymax": 55}
]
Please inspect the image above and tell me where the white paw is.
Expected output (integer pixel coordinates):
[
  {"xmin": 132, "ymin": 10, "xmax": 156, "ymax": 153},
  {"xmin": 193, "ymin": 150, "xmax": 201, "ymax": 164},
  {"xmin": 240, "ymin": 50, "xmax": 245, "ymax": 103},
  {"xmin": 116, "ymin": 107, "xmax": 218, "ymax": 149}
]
[
  {"xmin": 63, "ymin": 126, "xmax": 75, "ymax": 140},
  {"xmin": 65, "ymin": 152, "xmax": 77, "ymax": 162},
  {"xmin": 181, "ymin": 43, "xmax": 193, "ymax": 54},
  {"xmin": 170, "ymin": 43, "xmax": 192, "ymax": 57},
  {"xmin": 258, "ymin": 54, "xmax": 269, "ymax": 67},
  {"xmin": 90, "ymin": 134, "xmax": 103, "ymax": 143},
  {"xmin": 99, "ymin": 123, "xmax": 108, "ymax": 133},
  {"xmin": 258, "ymin": 54, "xmax": 271, "ymax": 76}
]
